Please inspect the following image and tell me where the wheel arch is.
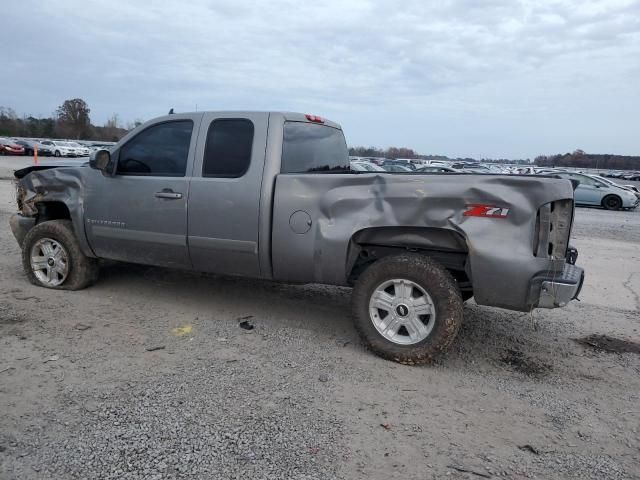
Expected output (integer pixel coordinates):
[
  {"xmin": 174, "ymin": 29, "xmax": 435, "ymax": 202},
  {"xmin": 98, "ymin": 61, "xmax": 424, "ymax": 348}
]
[
  {"xmin": 601, "ymin": 194, "xmax": 622, "ymax": 209},
  {"xmin": 31, "ymin": 200, "xmax": 96, "ymax": 257},
  {"xmin": 346, "ymin": 226, "xmax": 472, "ymax": 295},
  {"xmin": 35, "ymin": 201, "xmax": 71, "ymax": 223}
]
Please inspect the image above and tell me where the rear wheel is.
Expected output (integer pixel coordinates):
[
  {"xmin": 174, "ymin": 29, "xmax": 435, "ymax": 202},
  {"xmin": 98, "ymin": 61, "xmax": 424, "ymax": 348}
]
[
  {"xmin": 21, "ymin": 220, "xmax": 99, "ymax": 290},
  {"xmin": 352, "ymin": 253, "xmax": 463, "ymax": 364},
  {"xmin": 54, "ymin": 150, "xmax": 61, "ymax": 157},
  {"xmin": 602, "ymin": 195, "xmax": 622, "ymax": 210}
]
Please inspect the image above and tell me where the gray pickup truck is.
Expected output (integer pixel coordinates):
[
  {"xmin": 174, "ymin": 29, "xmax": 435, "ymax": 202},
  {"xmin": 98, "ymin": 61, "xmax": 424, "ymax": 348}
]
[{"xmin": 10, "ymin": 111, "xmax": 584, "ymax": 364}]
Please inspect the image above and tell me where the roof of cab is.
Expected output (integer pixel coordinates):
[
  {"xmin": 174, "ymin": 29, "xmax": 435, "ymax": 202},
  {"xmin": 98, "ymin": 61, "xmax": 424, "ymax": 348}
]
[{"xmin": 148, "ymin": 111, "xmax": 342, "ymax": 130}]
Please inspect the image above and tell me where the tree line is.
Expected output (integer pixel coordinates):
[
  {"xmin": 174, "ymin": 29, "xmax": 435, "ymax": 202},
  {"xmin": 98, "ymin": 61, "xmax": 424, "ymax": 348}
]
[
  {"xmin": 0, "ymin": 99, "xmax": 140, "ymax": 142},
  {"xmin": 534, "ymin": 150, "xmax": 640, "ymax": 171}
]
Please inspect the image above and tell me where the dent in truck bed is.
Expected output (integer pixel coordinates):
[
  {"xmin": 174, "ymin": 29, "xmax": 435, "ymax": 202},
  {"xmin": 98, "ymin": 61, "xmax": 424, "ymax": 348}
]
[{"xmin": 271, "ymin": 172, "xmax": 577, "ymax": 311}]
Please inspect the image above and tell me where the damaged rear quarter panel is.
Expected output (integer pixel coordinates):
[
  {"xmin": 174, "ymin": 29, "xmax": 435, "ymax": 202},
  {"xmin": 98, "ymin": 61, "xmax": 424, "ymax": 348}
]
[
  {"xmin": 16, "ymin": 166, "xmax": 95, "ymax": 257},
  {"xmin": 271, "ymin": 173, "xmax": 575, "ymax": 311}
]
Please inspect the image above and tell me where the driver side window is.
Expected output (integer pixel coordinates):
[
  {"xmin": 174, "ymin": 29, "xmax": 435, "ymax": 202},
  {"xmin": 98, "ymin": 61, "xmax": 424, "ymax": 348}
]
[
  {"xmin": 576, "ymin": 175, "xmax": 598, "ymax": 186},
  {"xmin": 117, "ymin": 120, "xmax": 193, "ymax": 176},
  {"xmin": 559, "ymin": 173, "xmax": 588, "ymax": 186}
]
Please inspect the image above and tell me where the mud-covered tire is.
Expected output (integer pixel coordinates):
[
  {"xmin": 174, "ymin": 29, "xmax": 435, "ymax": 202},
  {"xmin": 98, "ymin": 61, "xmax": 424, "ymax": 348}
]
[
  {"xmin": 352, "ymin": 253, "xmax": 463, "ymax": 365},
  {"xmin": 21, "ymin": 219, "xmax": 99, "ymax": 290},
  {"xmin": 602, "ymin": 195, "xmax": 622, "ymax": 210}
]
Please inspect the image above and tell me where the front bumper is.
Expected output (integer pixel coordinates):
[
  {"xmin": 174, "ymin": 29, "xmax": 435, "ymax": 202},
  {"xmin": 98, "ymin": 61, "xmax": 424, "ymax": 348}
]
[
  {"xmin": 625, "ymin": 196, "xmax": 639, "ymax": 209},
  {"xmin": 536, "ymin": 262, "xmax": 585, "ymax": 308},
  {"xmin": 3, "ymin": 148, "xmax": 24, "ymax": 155},
  {"xmin": 9, "ymin": 213, "xmax": 36, "ymax": 247}
]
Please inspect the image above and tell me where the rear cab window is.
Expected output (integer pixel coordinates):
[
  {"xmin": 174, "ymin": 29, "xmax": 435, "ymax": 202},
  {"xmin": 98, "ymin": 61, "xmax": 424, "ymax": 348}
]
[{"xmin": 281, "ymin": 122, "xmax": 349, "ymax": 173}]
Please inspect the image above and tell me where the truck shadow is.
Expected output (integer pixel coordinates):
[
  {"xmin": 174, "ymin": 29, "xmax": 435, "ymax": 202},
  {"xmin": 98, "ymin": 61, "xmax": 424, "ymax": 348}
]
[
  {"xmin": 97, "ymin": 261, "xmax": 354, "ymax": 337},
  {"xmin": 95, "ymin": 261, "xmax": 573, "ymax": 373}
]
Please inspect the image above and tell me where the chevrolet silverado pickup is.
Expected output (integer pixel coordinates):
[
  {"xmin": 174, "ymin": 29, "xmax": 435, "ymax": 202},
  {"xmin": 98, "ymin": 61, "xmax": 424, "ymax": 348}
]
[{"xmin": 10, "ymin": 111, "xmax": 584, "ymax": 364}]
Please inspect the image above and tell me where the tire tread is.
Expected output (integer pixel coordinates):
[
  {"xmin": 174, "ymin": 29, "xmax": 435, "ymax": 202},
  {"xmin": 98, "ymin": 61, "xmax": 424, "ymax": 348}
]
[
  {"xmin": 352, "ymin": 253, "xmax": 463, "ymax": 365},
  {"xmin": 21, "ymin": 219, "xmax": 99, "ymax": 290}
]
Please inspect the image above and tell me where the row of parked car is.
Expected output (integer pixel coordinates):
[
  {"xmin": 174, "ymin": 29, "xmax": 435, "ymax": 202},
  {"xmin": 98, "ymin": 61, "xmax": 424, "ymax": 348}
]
[
  {"xmin": 349, "ymin": 157, "xmax": 639, "ymax": 210},
  {"xmin": 350, "ymin": 157, "xmax": 553, "ymax": 175},
  {"xmin": 0, "ymin": 137, "xmax": 115, "ymax": 157},
  {"xmin": 599, "ymin": 170, "xmax": 640, "ymax": 181}
]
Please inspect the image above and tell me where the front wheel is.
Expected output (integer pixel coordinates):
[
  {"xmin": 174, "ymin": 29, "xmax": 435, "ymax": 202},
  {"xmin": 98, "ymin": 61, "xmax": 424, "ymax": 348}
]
[
  {"xmin": 21, "ymin": 220, "xmax": 99, "ymax": 290},
  {"xmin": 352, "ymin": 253, "xmax": 463, "ymax": 365},
  {"xmin": 602, "ymin": 195, "xmax": 622, "ymax": 210},
  {"xmin": 54, "ymin": 150, "xmax": 61, "ymax": 157}
]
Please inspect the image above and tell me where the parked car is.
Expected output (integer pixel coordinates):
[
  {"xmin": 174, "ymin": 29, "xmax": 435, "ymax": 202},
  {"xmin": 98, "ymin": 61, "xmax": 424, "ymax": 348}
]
[
  {"xmin": 533, "ymin": 168, "xmax": 561, "ymax": 175},
  {"xmin": 383, "ymin": 164, "xmax": 412, "ymax": 172},
  {"xmin": 68, "ymin": 142, "xmax": 91, "ymax": 156},
  {"xmin": 485, "ymin": 165, "xmax": 509, "ymax": 174},
  {"xmin": 383, "ymin": 159, "xmax": 416, "ymax": 171},
  {"xmin": 451, "ymin": 162, "xmax": 490, "ymax": 172},
  {"xmin": 553, "ymin": 172, "xmax": 638, "ymax": 210},
  {"xmin": 10, "ymin": 111, "xmax": 584, "ymax": 365},
  {"xmin": 422, "ymin": 160, "xmax": 451, "ymax": 168},
  {"xmin": 39, "ymin": 140, "xmax": 80, "ymax": 157},
  {"xmin": 13, "ymin": 139, "xmax": 54, "ymax": 156},
  {"xmin": 350, "ymin": 161, "xmax": 386, "ymax": 172},
  {"xmin": 0, "ymin": 137, "xmax": 26, "ymax": 155},
  {"xmin": 461, "ymin": 166, "xmax": 491, "ymax": 174},
  {"xmin": 510, "ymin": 166, "xmax": 538, "ymax": 175},
  {"xmin": 415, "ymin": 166, "xmax": 460, "ymax": 173}
]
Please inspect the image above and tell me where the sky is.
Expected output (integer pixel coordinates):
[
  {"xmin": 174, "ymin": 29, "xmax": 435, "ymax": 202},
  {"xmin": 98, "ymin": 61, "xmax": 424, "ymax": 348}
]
[{"xmin": 2, "ymin": 0, "xmax": 639, "ymax": 158}]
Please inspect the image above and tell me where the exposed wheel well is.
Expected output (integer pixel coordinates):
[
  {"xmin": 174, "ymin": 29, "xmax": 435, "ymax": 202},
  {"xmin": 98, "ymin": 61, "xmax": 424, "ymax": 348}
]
[
  {"xmin": 35, "ymin": 201, "xmax": 71, "ymax": 223},
  {"xmin": 346, "ymin": 227, "xmax": 472, "ymax": 296}
]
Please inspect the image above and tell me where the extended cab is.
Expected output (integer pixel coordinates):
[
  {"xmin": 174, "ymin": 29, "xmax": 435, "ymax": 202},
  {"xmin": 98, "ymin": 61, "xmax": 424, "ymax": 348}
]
[{"xmin": 10, "ymin": 112, "xmax": 584, "ymax": 364}]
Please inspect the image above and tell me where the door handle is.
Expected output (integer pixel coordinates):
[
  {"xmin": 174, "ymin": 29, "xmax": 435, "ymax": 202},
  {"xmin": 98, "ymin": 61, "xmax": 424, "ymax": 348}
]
[{"xmin": 155, "ymin": 190, "xmax": 183, "ymax": 199}]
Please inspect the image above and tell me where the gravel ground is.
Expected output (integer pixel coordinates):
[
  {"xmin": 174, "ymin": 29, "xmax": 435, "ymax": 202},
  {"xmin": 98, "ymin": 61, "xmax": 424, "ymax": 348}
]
[{"xmin": 0, "ymin": 168, "xmax": 639, "ymax": 479}]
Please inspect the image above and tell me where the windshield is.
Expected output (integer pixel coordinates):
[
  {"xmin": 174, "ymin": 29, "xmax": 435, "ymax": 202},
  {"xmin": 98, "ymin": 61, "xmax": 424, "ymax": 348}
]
[{"xmin": 593, "ymin": 175, "xmax": 618, "ymax": 187}]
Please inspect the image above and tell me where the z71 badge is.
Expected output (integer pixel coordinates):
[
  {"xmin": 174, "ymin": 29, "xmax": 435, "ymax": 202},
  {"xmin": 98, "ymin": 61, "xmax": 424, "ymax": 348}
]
[{"xmin": 463, "ymin": 204, "xmax": 510, "ymax": 218}]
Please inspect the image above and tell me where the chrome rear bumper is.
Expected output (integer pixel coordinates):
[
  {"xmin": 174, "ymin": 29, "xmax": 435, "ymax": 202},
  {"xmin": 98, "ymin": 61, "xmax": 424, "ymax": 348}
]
[{"xmin": 537, "ymin": 263, "xmax": 585, "ymax": 308}]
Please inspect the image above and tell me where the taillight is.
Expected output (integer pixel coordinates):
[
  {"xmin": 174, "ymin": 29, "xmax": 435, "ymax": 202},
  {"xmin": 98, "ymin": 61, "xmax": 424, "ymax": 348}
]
[{"xmin": 305, "ymin": 114, "xmax": 324, "ymax": 123}]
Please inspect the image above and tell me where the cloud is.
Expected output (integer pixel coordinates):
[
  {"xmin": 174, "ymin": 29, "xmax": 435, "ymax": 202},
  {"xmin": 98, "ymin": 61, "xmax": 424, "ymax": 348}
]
[{"xmin": 1, "ymin": 0, "xmax": 639, "ymax": 157}]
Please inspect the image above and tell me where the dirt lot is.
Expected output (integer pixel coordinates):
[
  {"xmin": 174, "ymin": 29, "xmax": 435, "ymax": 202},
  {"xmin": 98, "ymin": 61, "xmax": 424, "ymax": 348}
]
[{"xmin": 1, "ymin": 161, "xmax": 639, "ymax": 479}]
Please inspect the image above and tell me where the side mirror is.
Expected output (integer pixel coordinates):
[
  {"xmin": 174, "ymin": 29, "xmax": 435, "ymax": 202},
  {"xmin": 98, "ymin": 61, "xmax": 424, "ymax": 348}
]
[{"xmin": 89, "ymin": 149, "xmax": 114, "ymax": 176}]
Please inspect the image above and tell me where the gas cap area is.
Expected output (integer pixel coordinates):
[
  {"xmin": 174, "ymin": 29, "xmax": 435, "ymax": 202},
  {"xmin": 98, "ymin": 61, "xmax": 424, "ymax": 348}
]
[{"xmin": 289, "ymin": 210, "xmax": 312, "ymax": 234}]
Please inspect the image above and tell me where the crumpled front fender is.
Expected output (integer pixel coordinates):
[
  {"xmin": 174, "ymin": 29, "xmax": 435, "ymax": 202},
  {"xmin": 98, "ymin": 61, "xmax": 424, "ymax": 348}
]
[{"xmin": 14, "ymin": 166, "xmax": 95, "ymax": 258}]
